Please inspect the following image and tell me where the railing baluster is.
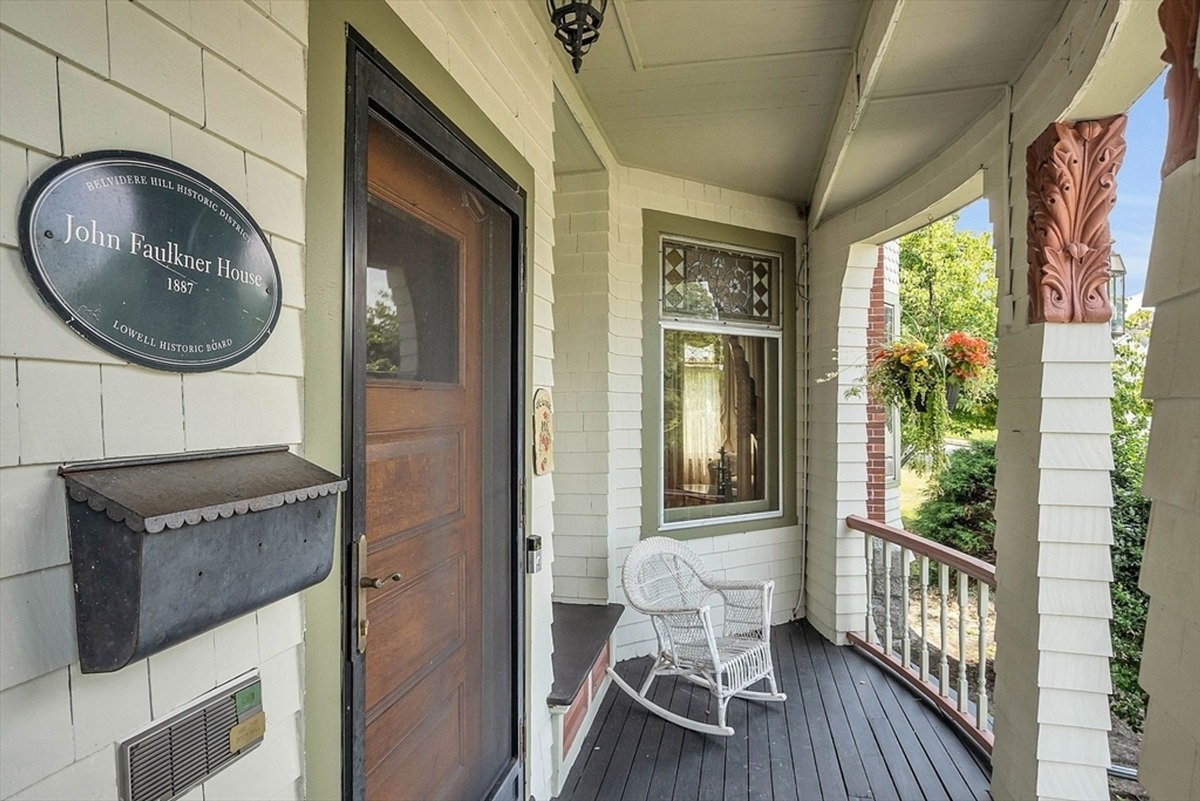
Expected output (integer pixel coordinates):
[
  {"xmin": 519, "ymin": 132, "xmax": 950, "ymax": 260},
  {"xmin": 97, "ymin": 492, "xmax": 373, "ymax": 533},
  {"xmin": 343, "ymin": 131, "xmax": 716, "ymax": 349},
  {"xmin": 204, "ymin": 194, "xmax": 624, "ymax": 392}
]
[
  {"xmin": 883, "ymin": 540, "xmax": 893, "ymax": 657},
  {"xmin": 957, "ymin": 571, "xmax": 969, "ymax": 714},
  {"xmin": 899, "ymin": 546, "xmax": 911, "ymax": 671},
  {"xmin": 919, "ymin": 555, "xmax": 930, "ymax": 682},
  {"xmin": 865, "ymin": 533, "xmax": 876, "ymax": 645},
  {"xmin": 843, "ymin": 515, "xmax": 997, "ymax": 755},
  {"xmin": 939, "ymin": 562, "xmax": 949, "ymax": 698},
  {"xmin": 978, "ymin": 582, "xmax": 990, "ymax": 729}
]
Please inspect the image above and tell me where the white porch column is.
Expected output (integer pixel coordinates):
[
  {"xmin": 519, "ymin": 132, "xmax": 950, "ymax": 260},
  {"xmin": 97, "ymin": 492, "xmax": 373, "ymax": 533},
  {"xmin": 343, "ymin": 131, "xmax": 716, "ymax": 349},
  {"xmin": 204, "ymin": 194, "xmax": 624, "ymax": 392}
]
[
  {"xmin": 991, "ymin": 116, "xmax": 1125, "ymax": 801},
  {"xmin": 803, "ymin": 241, "xmax": 874, "ymax": 643},
  {"xmin": 1138, "ymin": 158, "xmax": 1200, "ymax": 801},
  {"xmin": 1136, "ymin": 1, "xmax": 1200, "ymax": 796},
  {"xmin": 991, "ymin": 324, "xmax": 1116, "ymax": 801}
]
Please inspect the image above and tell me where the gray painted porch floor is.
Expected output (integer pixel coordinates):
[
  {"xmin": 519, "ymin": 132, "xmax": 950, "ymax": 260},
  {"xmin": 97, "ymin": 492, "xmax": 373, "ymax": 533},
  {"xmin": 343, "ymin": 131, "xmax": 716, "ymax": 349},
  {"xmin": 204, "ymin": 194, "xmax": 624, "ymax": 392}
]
[{"xmin": 555, "ymin": 620, "xmax": 991, "ymax": 801}]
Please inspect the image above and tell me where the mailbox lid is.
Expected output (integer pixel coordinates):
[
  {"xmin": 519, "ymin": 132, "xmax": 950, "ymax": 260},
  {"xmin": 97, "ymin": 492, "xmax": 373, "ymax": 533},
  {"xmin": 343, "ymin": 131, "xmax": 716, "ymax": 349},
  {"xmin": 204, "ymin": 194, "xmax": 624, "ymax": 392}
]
[{"xmin": 59, "ymin": 445, "xmax": 347, "ymax": 533}]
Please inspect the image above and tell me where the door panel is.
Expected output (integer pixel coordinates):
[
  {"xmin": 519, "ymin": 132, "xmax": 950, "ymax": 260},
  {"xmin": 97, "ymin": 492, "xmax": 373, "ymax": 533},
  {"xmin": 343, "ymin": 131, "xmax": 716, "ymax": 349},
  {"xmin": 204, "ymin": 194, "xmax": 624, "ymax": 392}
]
[
  {"xmin": 364, "ymin": 544, "xmax": 466, "ymax": 710},
  {"xmin": 359, "ymin": 110, "xmax": 516, "ymax": 801},
  {"xmin": 366, "ymin": 430, "xmax": 465, "ymax": 540}
]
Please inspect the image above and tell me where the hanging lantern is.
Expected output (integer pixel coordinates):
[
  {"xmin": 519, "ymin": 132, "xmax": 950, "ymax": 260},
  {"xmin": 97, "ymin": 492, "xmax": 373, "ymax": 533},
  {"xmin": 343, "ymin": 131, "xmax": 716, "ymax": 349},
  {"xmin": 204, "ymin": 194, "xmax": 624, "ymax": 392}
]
[
  {"xmin": 1109, "ymin": 252, "xmax": 1127, "ymax": 337},
  {"xmin": 547, "ymin": 0, "xmax": 607, "ymax": 73}
]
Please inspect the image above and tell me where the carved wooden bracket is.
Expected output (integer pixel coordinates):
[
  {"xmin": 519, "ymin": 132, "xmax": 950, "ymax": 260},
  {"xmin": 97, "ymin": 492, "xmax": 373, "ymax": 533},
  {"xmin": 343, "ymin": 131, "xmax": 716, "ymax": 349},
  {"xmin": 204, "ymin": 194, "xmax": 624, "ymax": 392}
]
[
  {"xmin": 1160, "ymin": 0, "xmax": 1199, "ymax": 178},
  {"xmin": 1026, "ymin": 117, "xmax": 1127, "ymax": 324}
]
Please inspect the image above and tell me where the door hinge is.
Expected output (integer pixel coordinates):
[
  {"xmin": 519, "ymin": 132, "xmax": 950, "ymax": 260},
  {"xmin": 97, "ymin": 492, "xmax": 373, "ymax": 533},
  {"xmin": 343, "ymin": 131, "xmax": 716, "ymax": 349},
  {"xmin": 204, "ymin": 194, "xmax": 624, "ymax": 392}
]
[{"xmin": 518, "ymin": 720, "xmax": 526, "ymax": 758}]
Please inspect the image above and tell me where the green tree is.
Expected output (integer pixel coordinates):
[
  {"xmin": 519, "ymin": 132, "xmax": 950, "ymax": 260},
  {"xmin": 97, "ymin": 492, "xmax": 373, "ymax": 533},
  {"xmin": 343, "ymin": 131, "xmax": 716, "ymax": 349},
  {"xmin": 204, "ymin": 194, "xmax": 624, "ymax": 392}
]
[
  {"xmin": 897, "ymin": 216, "xmax": 999, "ymax": 467},
  {"xmin": 1109, "ymin": 308, "xmax": 1152, "ymax": 729},
  {"xmin": 898, "ymin": 216, "xmax": 997, "ymax": 346},
  {"xmin": 365, "ymin": 290, "xmax": 399, "ymax": 376}
]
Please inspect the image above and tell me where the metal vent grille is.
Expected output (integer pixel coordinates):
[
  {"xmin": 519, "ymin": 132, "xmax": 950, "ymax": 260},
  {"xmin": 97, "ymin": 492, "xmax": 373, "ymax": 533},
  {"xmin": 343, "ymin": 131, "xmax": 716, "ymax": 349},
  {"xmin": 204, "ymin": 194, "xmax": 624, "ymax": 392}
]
[{"xmin": 119, "ymin": 672, "xmax": 262, "ymax": 801}]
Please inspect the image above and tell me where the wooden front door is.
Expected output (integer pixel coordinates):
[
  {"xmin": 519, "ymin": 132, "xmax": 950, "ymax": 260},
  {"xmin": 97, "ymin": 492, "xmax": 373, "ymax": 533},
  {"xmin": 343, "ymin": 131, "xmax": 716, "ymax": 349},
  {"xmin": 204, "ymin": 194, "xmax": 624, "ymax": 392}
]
[{"xmin": 349, "ymin": 46, "xmax": 522, "ymax": 801}]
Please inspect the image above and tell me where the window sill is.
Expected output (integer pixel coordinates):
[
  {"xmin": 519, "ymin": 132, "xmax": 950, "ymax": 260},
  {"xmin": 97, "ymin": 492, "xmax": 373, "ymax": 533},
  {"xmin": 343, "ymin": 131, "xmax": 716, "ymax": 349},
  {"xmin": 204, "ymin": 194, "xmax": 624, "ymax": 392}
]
[{"xmin": 647, "ymin": 512, "xmax": 798, "ymax": 541}]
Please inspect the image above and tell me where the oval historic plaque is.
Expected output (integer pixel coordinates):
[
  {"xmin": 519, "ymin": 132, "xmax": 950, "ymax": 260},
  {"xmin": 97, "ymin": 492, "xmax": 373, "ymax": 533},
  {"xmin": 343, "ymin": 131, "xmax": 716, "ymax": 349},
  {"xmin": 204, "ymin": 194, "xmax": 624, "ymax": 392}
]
[{"xmin": 18, "ymin": 150, "xmax": 281, "ymax": 372}]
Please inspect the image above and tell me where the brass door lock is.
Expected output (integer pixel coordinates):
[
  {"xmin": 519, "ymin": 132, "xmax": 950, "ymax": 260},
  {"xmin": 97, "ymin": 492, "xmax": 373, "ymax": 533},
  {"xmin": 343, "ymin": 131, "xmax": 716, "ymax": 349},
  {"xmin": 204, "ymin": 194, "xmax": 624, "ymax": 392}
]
[{"xmin": 355, "ymin": 537, "xmax": 401, "ymax": 653}]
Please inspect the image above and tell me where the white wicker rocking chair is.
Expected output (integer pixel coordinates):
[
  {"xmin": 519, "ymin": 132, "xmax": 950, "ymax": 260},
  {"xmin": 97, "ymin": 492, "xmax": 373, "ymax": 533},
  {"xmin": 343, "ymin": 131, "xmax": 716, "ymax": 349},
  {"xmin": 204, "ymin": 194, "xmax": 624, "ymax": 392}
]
[{"xmin": 607, "ymin": 536, "xmax": 786, "ymax": 736}]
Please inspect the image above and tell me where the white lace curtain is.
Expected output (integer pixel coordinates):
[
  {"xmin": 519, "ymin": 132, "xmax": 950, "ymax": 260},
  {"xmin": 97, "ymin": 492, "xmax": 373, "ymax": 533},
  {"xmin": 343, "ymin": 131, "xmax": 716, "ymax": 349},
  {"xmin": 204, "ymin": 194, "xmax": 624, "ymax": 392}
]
[{"xmin": 681, "ymin": 363, "xmax": 723, "ymax": 486}]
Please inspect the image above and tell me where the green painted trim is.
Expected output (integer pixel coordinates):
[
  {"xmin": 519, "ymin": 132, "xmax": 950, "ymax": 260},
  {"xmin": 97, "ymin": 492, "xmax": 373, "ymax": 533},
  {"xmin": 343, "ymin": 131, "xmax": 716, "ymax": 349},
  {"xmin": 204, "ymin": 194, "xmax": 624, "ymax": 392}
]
[
  {"xmin": 304, "ymin": 3, "xmax": 535, "ymax": 798},
  {"xmin": 640, "ymin": 210, "xmax": 798, "ymax": 541}
]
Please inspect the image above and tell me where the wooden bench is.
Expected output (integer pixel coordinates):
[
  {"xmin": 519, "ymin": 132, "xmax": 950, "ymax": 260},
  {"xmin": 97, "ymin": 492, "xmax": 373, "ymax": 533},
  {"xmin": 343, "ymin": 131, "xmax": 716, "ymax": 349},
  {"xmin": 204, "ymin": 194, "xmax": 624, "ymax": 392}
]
[{"xmin": 547, "ymin": 602, "xmax": 624, "ymax": 796}]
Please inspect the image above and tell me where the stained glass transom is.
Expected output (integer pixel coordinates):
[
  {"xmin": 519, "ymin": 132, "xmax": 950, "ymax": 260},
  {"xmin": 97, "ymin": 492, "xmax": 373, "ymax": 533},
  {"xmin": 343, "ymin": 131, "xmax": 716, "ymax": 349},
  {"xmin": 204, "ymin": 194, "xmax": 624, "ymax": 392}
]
[{"xmin": 662, "ymin": 241, "xmax": 775, "ymax": 323}]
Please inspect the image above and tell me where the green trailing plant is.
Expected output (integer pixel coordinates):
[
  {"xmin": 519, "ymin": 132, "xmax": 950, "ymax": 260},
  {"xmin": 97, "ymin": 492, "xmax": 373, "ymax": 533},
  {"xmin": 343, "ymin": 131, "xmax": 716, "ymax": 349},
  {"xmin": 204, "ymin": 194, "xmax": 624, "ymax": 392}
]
[{"xmin": 827, "ymin": 216, "xmax": 998, "ymax": 474}]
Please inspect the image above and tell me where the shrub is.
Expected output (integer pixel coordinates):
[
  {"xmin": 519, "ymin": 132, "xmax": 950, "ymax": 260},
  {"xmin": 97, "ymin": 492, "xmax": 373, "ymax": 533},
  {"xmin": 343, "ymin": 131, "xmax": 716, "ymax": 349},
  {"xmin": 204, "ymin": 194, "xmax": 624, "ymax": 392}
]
[
  {"xmin": 1107, "ymin": 311, "xmax": 1153, "ymax": 730},
  {"xmin": 907, "ymin": 439, "xmax": 997, "ymax": 563}
]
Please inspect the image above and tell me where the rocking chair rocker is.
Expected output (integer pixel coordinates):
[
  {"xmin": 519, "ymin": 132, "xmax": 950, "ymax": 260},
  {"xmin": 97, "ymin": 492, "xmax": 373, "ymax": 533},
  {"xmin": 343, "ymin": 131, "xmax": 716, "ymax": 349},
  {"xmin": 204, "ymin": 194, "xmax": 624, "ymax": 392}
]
[{"xmin": 607, "ymin": 536, "xmax": 787, "ymax": 736}]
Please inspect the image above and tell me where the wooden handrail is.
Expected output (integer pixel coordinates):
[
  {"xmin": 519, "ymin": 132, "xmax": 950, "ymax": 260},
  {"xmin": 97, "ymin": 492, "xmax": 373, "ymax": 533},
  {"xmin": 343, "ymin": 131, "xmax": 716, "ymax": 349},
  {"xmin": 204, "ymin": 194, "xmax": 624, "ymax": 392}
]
[{"xmin": 846, "ymin": 515, "xmax": 996, "ymax": 588}]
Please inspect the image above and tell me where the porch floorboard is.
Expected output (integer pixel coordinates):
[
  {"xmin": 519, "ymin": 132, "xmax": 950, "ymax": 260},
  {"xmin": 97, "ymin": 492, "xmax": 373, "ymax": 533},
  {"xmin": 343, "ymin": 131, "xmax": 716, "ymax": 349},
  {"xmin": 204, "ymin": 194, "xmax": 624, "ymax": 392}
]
[{"xmin": 555, "ymin": 620, "xmax": 991, "ymax": 801}]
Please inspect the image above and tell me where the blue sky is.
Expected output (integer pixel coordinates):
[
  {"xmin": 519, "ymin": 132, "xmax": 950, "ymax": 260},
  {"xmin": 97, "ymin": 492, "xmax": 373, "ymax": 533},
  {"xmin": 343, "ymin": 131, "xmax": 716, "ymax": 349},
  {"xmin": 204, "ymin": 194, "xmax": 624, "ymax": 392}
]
[{"xmin": 956, "ymin": 71, "xmax": 1168, "ymax": 297}]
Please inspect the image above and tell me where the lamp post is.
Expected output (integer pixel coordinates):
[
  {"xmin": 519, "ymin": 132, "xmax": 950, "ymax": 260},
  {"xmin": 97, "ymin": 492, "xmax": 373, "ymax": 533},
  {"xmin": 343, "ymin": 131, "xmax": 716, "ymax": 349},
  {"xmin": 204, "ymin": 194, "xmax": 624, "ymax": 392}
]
[
  {"xmin": 1109, "ymin": 253, "xmax": 1127, "ymax": 337},
  {"xmin": 547, "ymin": 0, "xmax": 607, "ymax": 73}
]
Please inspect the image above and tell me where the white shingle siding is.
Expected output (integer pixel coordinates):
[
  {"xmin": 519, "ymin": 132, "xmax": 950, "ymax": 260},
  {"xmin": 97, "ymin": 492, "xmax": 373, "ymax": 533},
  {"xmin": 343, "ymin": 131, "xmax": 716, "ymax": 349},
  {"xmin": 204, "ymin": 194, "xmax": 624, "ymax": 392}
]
[
  {"xmin": 7, "ymin": 743, "xmax": 118, "ymax": 801},
  {"xmin": 550, "ymin": 171, "xmax": 612, "ymax": 604},
  {"xmin": 0, "ymin": 31, "xmax": 60, "ymax": 155},
  {"xmin": 991, "ymin": 323, "xmax": 1117, "ymax": 801},
  {"xmin": 0, "ymin": 465, "xmax": 69, "ymax": 577},
  {"xmin": 0, "ymin": 2, "xmax": 309, "ymax": 797},
  {"xmin": 0, "ymin": 567, "xmax": 77, "ymax": 692},
  {"xmin": 0, "ymin": 668, "xmax": 75, "ymax": 799},
  {"xmin": 108, "ymin": 0, "xmax": 205, "ymax": 123},
  {"xmin": 882, "ymin": 239, "xmax": 900, "ymax": 294},
  {"xmin": 803, "ymin": 241, "xmax": 874, "ymax": 643}
]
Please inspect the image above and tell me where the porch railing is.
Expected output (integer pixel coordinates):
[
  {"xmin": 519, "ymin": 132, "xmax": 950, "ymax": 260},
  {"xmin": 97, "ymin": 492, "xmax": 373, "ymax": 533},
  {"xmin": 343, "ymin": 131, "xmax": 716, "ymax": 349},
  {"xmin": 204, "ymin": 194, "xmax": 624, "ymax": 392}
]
[{"xmin": 846, "ymin": 514, "xmax": 996, "ymax": 754}]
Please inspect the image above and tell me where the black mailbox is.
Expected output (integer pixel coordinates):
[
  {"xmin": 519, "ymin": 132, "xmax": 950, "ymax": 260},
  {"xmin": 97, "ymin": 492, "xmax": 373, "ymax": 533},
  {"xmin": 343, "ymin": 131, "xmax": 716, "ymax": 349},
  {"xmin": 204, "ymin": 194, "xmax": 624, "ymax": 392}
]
[{"xmin": 60, "ymin": 445, "xmax": 346, "ymax": 673}]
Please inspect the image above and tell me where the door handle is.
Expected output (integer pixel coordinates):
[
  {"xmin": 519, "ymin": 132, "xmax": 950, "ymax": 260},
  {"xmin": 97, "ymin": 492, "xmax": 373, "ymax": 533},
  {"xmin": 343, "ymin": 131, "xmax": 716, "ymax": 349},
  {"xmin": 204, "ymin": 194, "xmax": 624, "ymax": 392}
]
[
  {"xmin": 360, "ymin": 572, "xmax": 402, "ymax": 589},
  {"xmin": 356, "ymin": 537, "xmax": 401, "ymax": 654}
]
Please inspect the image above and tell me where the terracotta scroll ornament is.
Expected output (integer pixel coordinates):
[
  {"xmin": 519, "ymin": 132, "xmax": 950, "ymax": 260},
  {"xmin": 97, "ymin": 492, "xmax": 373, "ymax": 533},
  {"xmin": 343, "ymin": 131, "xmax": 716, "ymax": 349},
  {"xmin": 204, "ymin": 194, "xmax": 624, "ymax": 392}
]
[
  {"xmin": 1159, "ymin": 0, "xmax": 1200, "ymax": 178},
  {"xmin": 1026, "ymin": 116, "xmax": 1127, "ymax": 324}
]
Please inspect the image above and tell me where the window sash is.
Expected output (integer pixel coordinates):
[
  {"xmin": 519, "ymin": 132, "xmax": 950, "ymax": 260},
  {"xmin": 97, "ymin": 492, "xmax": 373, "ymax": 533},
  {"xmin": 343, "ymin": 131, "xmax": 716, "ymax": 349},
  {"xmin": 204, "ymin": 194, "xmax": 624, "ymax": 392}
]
[{"xmin": 658, "ymin": 322, "xmax": 783, "ymax": 530}]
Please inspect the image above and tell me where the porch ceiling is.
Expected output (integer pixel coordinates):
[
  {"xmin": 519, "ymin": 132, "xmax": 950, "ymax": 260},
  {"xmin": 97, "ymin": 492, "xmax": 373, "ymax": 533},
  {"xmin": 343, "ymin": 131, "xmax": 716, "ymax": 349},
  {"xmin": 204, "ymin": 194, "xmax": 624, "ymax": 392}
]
[{"xmin": 550, "ymin": 0, "xmax": 1068, "ymax": 215}]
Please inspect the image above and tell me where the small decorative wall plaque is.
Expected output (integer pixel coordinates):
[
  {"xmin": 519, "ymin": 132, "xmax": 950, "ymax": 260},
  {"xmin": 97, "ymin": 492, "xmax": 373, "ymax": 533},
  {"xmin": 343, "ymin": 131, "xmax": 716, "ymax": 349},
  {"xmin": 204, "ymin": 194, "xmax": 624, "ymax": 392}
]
[
  {"xmin": 533, "ymin": 388, "xmax": 554, "ymax": 475},
  {"xmin": 18, "ymin": 150, "xmax": 281, "ymax": 372}
]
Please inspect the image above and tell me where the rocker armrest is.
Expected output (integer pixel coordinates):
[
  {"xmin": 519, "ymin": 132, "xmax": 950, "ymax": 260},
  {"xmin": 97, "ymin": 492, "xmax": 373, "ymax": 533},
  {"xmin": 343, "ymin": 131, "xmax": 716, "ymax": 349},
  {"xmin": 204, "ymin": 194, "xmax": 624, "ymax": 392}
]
[
  {"xmin": 707, "ymin": 579, "xmax": 773, "ymax": 637},
  {"xmin": 706, "ymin": 577, "xmax": 773, "ymax": 593},
  {"xmin": 647, "ymin": 603, "xmax": 709, "ymax": 616}
]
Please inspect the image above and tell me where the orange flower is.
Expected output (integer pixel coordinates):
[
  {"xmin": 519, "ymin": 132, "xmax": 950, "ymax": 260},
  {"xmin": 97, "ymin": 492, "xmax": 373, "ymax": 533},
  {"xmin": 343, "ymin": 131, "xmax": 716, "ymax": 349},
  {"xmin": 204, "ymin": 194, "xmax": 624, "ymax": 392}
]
[{"xmin": 941, "ymin": 331, "xmax": 990, "ymax": 384}]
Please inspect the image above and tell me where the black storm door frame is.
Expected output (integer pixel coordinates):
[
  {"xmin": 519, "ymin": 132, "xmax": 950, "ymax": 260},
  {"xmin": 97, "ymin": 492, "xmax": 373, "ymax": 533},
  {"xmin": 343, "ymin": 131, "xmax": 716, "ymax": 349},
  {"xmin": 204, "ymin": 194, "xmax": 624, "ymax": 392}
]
[{"xmin": 342, "ymin": 28, "xmax": 527, "ymax": 801}]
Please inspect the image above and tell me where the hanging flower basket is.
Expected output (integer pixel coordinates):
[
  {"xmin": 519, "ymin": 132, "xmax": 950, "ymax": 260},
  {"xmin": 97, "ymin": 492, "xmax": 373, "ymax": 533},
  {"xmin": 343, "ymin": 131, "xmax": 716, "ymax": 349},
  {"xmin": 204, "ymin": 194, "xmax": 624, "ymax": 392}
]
[
  {"xmin": 862, "ymin": 332, "xmax": 991, "ymax": 471},
  {"xmin": 865, "ymin": 340, "xmax": 941, "ymax": 413}
]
